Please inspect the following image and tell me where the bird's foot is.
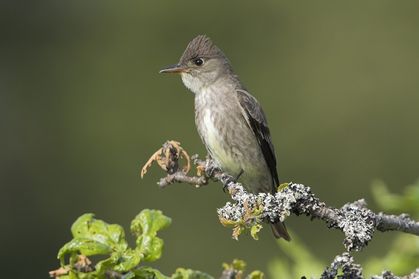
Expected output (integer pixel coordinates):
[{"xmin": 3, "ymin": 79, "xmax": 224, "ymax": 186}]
[
  {"xmin": 222, "ymin": 169, "xmax": 244, "ymax": 193},
  {"xmin": 221, "ymin": 174, "xmax": 236, "ymax": 193},
  {"xmin": 204, "ymin": 159, "xmax": 220, "ymax": 178}
]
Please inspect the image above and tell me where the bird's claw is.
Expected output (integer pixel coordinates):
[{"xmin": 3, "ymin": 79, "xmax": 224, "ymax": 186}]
[
  {"xmin": 221, "ymin": 169, "xmax": 244, "ymax": 192},
  {"xmin": 205, "ymin": 159, "xmax": 220, "ymax": 177},
  {"xmin": 221, "ymin": 174, "xmax": 235, "ymax": 193}
]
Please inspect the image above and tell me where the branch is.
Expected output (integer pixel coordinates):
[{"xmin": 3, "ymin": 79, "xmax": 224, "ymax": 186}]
[
  {"xmin": 142, "ymin": 141, "xmax": 419, "ymax": 252},
  {"xmin": 319, "ymin": 253, "xmax": 419, "ymax": 279},
  {"xmin": 159, "ymin": 171, "xmax": 208, "ymax": 187},
  {"xmin": 375, "ymin": 213, "xmax": 419, "ymax": 235},
  {"xmin": 320, "ymin": 252, "xmax": 363, "ymax": 279},
  {"xmin": 372, "ymin": 269, "xmax": 419, "ymax": 279},
  {"xmin": 140, "ymin": 141, "xmax": 419, "ymax": 279}
]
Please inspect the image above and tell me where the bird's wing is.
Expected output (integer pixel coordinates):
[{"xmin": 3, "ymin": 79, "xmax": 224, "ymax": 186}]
[{"xmin": 236, "ymin": 89, "xmax": 279, "ymax": 190}]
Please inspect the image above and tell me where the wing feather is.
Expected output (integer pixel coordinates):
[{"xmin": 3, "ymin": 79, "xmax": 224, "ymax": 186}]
[{"xmin": 236, "ymin": 89, "xmax": 279, "ymax": 191}]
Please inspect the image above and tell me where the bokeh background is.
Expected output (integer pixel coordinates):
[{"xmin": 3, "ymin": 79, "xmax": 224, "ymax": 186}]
[{"xmin": 2, "ymin": 1, "xmax": 419, "ymax": 278}]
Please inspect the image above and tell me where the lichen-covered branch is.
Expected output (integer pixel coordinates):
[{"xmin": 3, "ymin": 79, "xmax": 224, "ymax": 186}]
[
  {"xmin": 218, "ymin": 180, "xmax": 379, "ymax": 251},
  {"xmin": 218, "ymin": 178, "xmax": 419, "ymax": 251},
  {"xmin": 139, "ymin": 141, "xmax": 419, "ymax": 279},
  {"xmin": 375, "ymin": 212, "xmax": 419, "ymax": 235},
  {"xmin": 320, "ymin": 252, "xmax": 363, "ymax": 279},
  {"xmin": 318, "ymin": 253, "xmax": 419, "ymax": 279},
  {"xmin": 158, "ymin": 171, "xmax": 208, "ymax": 187},
  {"xmin": 372, "ymin": 269, "xmax": 419, "ymax": 279},
  {"xmin": 142, "ymin": 141, "xmax": 419, "ymax": 252}
]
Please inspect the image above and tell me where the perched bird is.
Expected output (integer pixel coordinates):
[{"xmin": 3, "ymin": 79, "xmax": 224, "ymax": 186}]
[{"xmin": 160, "ymin": 35, "xmax": 290, "ymax": 240}]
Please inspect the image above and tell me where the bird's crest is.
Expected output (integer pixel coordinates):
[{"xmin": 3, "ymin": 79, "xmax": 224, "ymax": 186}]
[{"xmin": 179, "ymin": 35, "xmax": 225, "ymax": 63}]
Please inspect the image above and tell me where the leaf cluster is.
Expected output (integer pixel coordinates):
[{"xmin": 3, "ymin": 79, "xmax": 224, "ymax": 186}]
[
  {"xmin": 52, "ymin": 209, "xmax": 262, "ymax": 279},
  {"xmin": 53, "ymin": 209, "xmax": 176, "ymax": 278}
]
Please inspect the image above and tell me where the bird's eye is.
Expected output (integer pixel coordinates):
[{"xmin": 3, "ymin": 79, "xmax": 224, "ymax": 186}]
[{"xmin": 193, "ymin": 58, "xmax": 204, "ymax": 66}]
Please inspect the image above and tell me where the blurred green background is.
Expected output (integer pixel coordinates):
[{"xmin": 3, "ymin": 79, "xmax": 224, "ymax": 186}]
[{"xmin": 2, "ymin": 1, "xmax": 419, "ymax": 278}]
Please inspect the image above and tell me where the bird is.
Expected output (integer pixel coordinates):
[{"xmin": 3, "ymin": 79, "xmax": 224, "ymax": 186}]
[{"xmin": 159, "ymin": 35, "xmax": 290, "ymax": 241}]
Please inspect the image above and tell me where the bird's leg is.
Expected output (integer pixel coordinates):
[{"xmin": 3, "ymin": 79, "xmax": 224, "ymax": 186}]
[
  {"xmin": 222, "ymin": 169, "xmax": 244, "ymax": 192},
  {"xmin": 235, "ymin": 169, "xmax": 244, "ymax": 181},
  {"xmin": 204, "ymin": 157, "xmax": 220, "ymax": 177},
  {"xmin": 221, "ymin": 174, "xmax": 236, "ymax": 192}
]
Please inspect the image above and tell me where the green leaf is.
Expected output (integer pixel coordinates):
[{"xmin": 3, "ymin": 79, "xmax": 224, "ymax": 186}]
[
  {"xmin": 95, "ymin": 254, "xmax": 119, "ymax": 275},
  {"xmin": 250, "ymin": 224, "xmax": 263, "ymax": 240},
  {"xmin": 131, "ymin": 209, "xmax": 172, "ymax": 237},
  {"xmin": 247, "ymin": 270, "xmax": 264, "ymax": 279},
  {"xmin": 58, "ymin": 213, "xmax": 127, "ymax": 262},
  {"xmin": 113, "ymin": 248, "xmax": 143, "ymax": 272},
  {"xmin": 71, "ymin": 214, "xmax": 127, "ymax": 248},
  {"xmin": 222, "ymin": 259, "xmax": 246, "ymax": 272},
  {"xmin": 54, "ymin": 210, "xmax": 174, "ymax": 278},
  {"xmin": 171, "ymin": 268, "xmax": 213, "ymax": 279},
  {"xmin": 131, "ymin": 209, "xmax": 171, "ymax": 262},
  {"xmin": 58, "ymin": 270, "xmax": 97, "ymax": 279},
  {"xmin": 278, "ymin": 183, "xmax": 289, "ymax": 192},
  {"xmin": 56, "ymin": 211, "xmax": 172, "ymax": 277},
  {"xmin": 58, "ymin": 238, "xmax": 112, "ymax": 259},
  {"xmin": 128, "ymin": 266, "xmax": 168, "ymax": 279}
]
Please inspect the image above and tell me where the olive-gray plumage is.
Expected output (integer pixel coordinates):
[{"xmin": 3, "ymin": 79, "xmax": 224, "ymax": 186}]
[{"xmin": 160, "ymin": 35, "xmax": 290, "ymax": 240}]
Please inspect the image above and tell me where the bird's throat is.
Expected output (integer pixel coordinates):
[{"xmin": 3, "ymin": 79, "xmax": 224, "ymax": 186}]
[{"xmin": 181, "ymin": 73, "xmax": 206, "ymax": 95}]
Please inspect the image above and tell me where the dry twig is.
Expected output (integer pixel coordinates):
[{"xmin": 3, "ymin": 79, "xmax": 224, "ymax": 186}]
[{"xmin": 141, "ymin": 140, "xmax": 190, "ymax": 178}]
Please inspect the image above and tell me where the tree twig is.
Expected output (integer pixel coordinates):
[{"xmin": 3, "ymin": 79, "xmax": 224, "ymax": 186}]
[
  {"xmin": 320, "ymin": 252, "xmax": 363, "ymax": 279},
  {"xmin": 371, "ymin": 268, "xmax": 419, "ymax": 279},
  {"xmin": 158, "ymin": 171, "xmax": 208, "ymax": 187},
  {"xmin": 319, "ymin": 253, "xmax": 419, "ymax": 279},
  {"xmin": 142, "ymin": 141, "xmax": 419, "ymax": 252},
  {"xmin": 141, "ymin": 141, "xmax": 419, "ymax": 278}
]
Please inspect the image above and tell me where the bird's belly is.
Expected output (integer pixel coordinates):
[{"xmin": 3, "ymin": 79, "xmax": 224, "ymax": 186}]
[
  {"xmin": 195, "ymin": 88, "xmax": 272, "ymax": 193},
  {"xmin": 199, "ymin": 109, "xmax": 269, "ymax": 186},
  {"xmin": 201, "ymin": 111, "xmax": 242, "ymax": 176}
]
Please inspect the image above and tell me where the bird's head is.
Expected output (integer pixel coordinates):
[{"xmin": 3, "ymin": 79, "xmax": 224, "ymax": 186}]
[{"xmin": 160, "ymin": 35, "xmax": 232, "ymax": 94}]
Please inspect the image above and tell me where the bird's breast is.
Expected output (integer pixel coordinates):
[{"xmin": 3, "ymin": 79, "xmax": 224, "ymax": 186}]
[{"xmin": 194, "ymin": 87, "xmax": 256, "ymax": 177}]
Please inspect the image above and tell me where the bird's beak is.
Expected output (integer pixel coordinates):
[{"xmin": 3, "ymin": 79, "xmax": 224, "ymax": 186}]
[{"xmin": 159, "ymin": 64, "xmax": 188, "ymax": 74}]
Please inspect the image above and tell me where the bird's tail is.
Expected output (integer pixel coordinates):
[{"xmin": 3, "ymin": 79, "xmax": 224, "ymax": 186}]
[{"xmin": 271, "ymin": 222, "xmax": 291, "ymax": 241}]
